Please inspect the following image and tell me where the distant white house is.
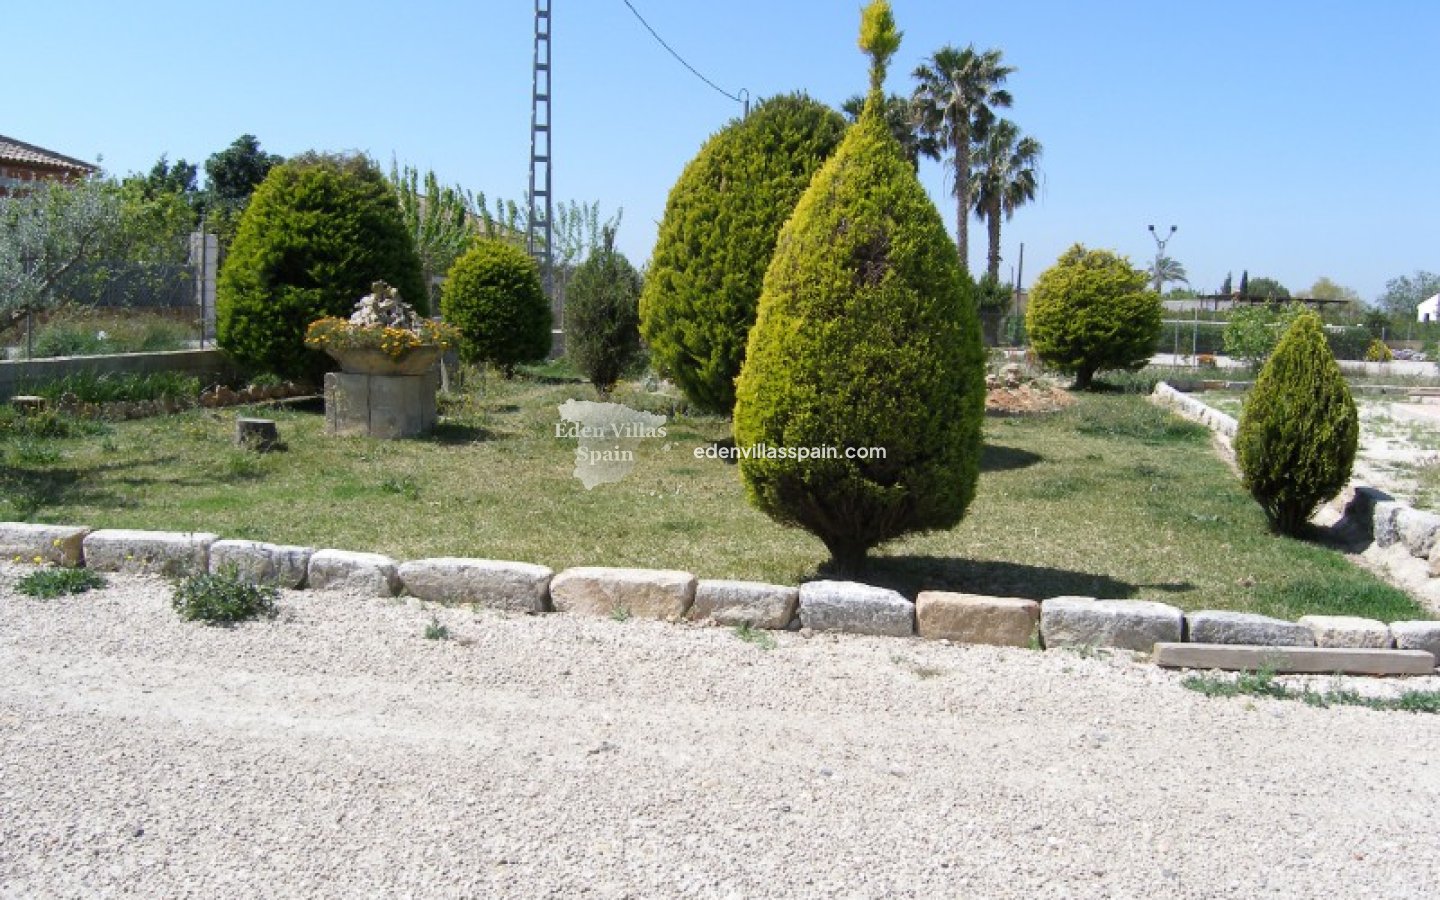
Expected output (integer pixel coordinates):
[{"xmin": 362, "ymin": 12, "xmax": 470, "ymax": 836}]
[{"xmin": 1419, "ymin": 293, "xmax": 1440, "ymax": 323}]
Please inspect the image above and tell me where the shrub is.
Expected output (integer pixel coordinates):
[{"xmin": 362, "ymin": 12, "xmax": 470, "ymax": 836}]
[
  {"xmin": 441, "ymin": 239, "xmax": 551, "ymax": 377},
  {"xmin": 565, "ymin": 228, "xmax": 643, "ymax": 394},
  {"xmin": 215, "ymin": 153, "xmax": 426, "ymax": 380},
  {"xmin": 732, "ymin": 1, "xmax": 985, "ymax": 573},
  {"xmin": 15, "ymin": 567, "xmax": 106, "ymax": 598},
  {"xmin": 640, "ymin": 94, "xmax": 847, "ymax": 413},
  {"xmin": 171, "ymin": 569, "xmax": 280, "ymax": 624},
  {"xmin": 1223, "ymin": 303, "xmax": 1299, "ymax": 366},
  {"xmin": 1365, "ymin": 338, "xmax": 1394, "ymax": 362},
  {"xmin": 1235, "ymin": 311, "xmax": 1358, "ymax": 536},
  {"xmin": 1025, "ymin": 245, "xmax": 1160, "ymax": 389}
]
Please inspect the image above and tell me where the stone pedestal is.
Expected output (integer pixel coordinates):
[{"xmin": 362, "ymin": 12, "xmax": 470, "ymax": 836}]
[{"xmin": 324, "ymin": 371, "xmax": 438, "ymax": 439}]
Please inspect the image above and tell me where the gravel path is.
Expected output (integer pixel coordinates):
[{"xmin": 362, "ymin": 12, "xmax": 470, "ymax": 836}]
[{"xmin": 4, "ymin": 564, "xmax": 1440, "ymax": 899}]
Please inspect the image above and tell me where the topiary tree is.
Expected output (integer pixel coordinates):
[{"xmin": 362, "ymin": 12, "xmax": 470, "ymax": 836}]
[
  {"xmin": 1235, "ymin": 310, "xmax": 1358, "ymax": 536},
  {"xmin": 732, "ymin": 0, "xmax": 986, "ymax": 573},
  {"xmin": 216, "ymin": 153, "xmax": 425, "ymax": 380},
  {"xmin": 1025, "ymin": 244, "xmax": 1160, "ymax": 389},
  {"xmin": 565, "ymin": 227, "xmax": 643, "ymax": 395},
  {"xmin": 640, "ymin": 93, "xmax": 847, "ymax": 414},
  {"xmin": 441, "ymin": 238, "xmax": 551, "ymax": 377}
]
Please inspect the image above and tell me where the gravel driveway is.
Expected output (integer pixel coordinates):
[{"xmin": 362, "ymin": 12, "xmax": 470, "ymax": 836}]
[{"xmin": 3, "ymin": 564, "xmax": 1439, "ymax": 899}]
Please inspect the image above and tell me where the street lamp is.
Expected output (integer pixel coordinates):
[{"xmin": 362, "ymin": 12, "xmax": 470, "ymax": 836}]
[{"xmin": 1148, "ymin": 224, "xmax": 1176, "ymax": 296}]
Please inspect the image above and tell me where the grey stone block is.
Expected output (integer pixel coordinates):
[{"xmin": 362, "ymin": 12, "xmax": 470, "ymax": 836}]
[
  {"xmin": 550, "ymin": 566, "xmax": 696, "ymax": 620},
  {"xmin": 1385, "ymin": 621, "xmax": 1440, "ymax": 657},
  {"xmin": 798, "ymin": 581, "xmax": 914, "ymax": 637},
  {"xmin": 1373, "ymin": 501, "xmax": 1404, "ymax": 548},
  {"xmin": 307, "ymin": 549, "xmax": 400, "ymax": 596},
  {"xmin": 398, "ymin": 557, "xmax": 552, "ymax": 612},
  {"xmin": 209, "ymin": 539, "xmax": 313, "ymax": 588},
  {"xmin": 1185, "ymin": 610, "xmax": 1314, "ymax": 647},
  {"xmin": 82, "ymin": 529, "xmax": 216, "ymax": 576},
  {"xmin": 324, "ymin": 372, "xmax": 438, "ymax": 439},
  {"xmin": 1396, "ymin": 508, "xmax": 1440, "ymax": 558},
  {"xmin": 690, "ymin": 579, "xmax": 798, "ymax": 629},
  {"xmin": 0, "ymin": 522, "xmax": 90, "ymax": 567},
  {"xmin": 1298, "ymin": 615, "xmax": 1394, "ymax": 649},
  {"xmin": 1040, "ymin": 596, "xmax": 1183, "ymax": 652}
]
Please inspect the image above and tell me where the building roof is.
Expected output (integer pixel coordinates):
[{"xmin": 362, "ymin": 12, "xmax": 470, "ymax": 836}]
[{"xmin": 0, "ymin": 134, "xmax": 98, "ymax": 175}]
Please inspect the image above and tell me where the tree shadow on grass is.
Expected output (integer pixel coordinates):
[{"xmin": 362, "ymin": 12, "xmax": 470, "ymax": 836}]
[
  {"xmin": 0, "ymin": 456, "xmax": 174, "ymax": 520},
  {"xmin": 425, "ymin": 422, "xmax": 496, "ymax": 445},
  {"xmin": 821, "ymin": 554, "xmax": 1196, "ymax": 602},
  {"xmin": 980, "ymin": 444, "xmax": 1043, "ymax": 473}
]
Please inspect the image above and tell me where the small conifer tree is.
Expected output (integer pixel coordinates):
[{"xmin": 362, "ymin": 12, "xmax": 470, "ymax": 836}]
[
  {"xmin": 441, "ymin": 239, "xmax": 551, "ymax": 377},
  {"xmin": 1235, "ymin": 310, "xmax": 1359, "ymax": 536},
  {"xmin": 732, "ymin": 0, "xmax": 985, "ymax": 572},
  {"xmin": 566, "ymin": 227, "xmax": 643, "ymax": 395}
]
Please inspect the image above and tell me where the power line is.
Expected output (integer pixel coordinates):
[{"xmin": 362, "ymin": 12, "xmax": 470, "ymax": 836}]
[{"xmin": 621, "ymin": 1, "xmax": 747, "ymax": 109}]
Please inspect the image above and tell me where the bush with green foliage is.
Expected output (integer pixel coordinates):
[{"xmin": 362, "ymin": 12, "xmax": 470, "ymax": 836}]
[
  {"xmin": 215, "ymin": 153, "xmax": 426, "ymax": 380},
  {"xmin": 565, "ymin": 229, "xmax": 643, "ymax": 394},
  {"xmin": 1235, "ymin": 311, "xmax": 1358, "ymax": 536},
  {"xmin": 1364, "ymin": 338, "xmax": 1394, "ymax": 362},
  {"xmin": 732, "ymin": 0, "xmax": 985, "ymax": 572},
  {"xmin": 1025, "ymin": 245, "xmax": 1160, "ymax": 389},
  {"xmin": 15, "ymin": 567, "xmax": 106, "ymax": 599},
  {"xmin": 441, "ymin": 238, "xmax": 551, "ymax": 377},
  {"xmin": 1223, "ymin": 303, "xmax": 1302, "ymax": 366},
  {"xmin": 640, "ymin": 94, "xmax": 847, "ymax": 414},
  {"xmin": 171, "ymin": 569, "xmax": 279, "ymax": 624}
]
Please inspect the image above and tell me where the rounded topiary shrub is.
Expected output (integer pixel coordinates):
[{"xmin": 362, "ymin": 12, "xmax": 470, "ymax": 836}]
[
  {"xmin": 732, "ymin": 0, "xmax": 985, "ymax": 573},
  {"xmin": 441, "ymin": 239, "xmax": 551, "ymax": 376},
  {"xmin": 1025, "ymin": 245, "xmax": 1160, "ymax": 389},
  {"xmin": 216, "ymin": 152, "xmax": 426, "ymax": 380},
  {"xmin": 640, "ymin": 93, "xmax": 847, "ymax": 414},
  {"xmin": 565, "ymin": 229, "xmax": 643, "ymax": 395},
  {"xmin": 1236, "ymin": 310, "xmax": 1359, "ymax": 536}
]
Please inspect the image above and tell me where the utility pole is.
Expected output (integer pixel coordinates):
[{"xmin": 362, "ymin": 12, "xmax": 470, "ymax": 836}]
[
  {"xmin": 528, "ymin": 0, "xmax": 555, "ymax": 317},
  {"xmin": 1148, "ymin": 224, "xmax": 1176, "ymax": 297}
]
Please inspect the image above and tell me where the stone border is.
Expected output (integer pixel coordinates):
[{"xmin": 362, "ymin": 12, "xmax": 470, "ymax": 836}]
[{"xmin": 4, "ymin": 520, "xmax": 1435, "ymax": 674}]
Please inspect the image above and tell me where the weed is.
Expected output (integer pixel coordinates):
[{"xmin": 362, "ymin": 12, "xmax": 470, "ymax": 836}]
[
  {"xmin": 1182, "ymin": 667, "xmax": 1440, "ymax": 714},
  {"xmin": 15, "ymin": 567, "xmax": 106, "ymax": 599},
  {"xmin": 610, "ymin": 605, "xmax": 632, "ymax": 622},
  {"xmin": 424, "ymin": 616, "xmax": 450, "ymax": 640},
  {"xmin": 171, "ymin": 570, "xmax": 279, "ymax": 624},
  {"xmin": 733, "ymin": 622, "xmax": 777, "ymax": 650},
  {"xmin": 380, "ymin": 475, "xmax": 420, "ymax": 501}
]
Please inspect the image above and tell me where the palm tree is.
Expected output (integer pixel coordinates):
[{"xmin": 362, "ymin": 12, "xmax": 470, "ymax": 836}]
[
  {"xmin": 971, "ymin": 119, "xmax": 1041, "ymax": 281},
  {"xmin": 911, "ymin": 44, "xmax": 1014, "ymax": 270},
  {"xmin": 840, "ymin": 94, "xmax": 937, "ymax": 172},
  {"xmin": 1148, "ymin": 255, "xmax": 1189, "ymax": 295}
]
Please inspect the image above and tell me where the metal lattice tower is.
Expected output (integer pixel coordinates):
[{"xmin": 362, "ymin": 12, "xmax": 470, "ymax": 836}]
[{"xmin": 527, "ymin": 0, "xmax": 555, "ymax": 313}]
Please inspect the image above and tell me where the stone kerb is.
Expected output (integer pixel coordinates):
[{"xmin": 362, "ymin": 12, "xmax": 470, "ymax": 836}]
[
  {"xmin": 798, "ymin": 581, "xmax": 914, "ymax": 637},
  {"xmin": 549, "ymin": 567, "xmax": 697, "ymax": 620},
  {"xmin": 210, "ymin": 540, "xmax": 314, "ymax": 589},
  {"xmin": 307, "ymin": 549, "xmax": 401, "ymax": 597},
  {"xmin": 0, "ymin": 522, "xmax": 90, "ymax": 567},
  {"xmin": 916, "ymin": 592, "xmax": 1039, "ymax": 646},
  {"xmin": 1297, "ymin": 615, "xmax": 1394, "ymax": 649},
  {"xmin": 1185, "ymin": 611, "xmax": 1314, "ymax": 647},
  {"xmin": 689, "ymin": 579, "xmax": 798, "ymax": 629},
  {"xmin": 82, "ymin": 529, "xmax": 217, "ymax": 575},
  {"xmin": 398, "ymin": 558, "xmax": 553, "ymax": 613},
  {"xmin": 1040, "ymin": 597, "xmax": 1183, "ymax": 652}
]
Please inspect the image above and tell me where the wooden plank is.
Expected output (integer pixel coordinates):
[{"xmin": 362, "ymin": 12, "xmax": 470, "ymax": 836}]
[{"xmin": 1154, "ymin": 643, "xmax": 1436, "ymax": 676}]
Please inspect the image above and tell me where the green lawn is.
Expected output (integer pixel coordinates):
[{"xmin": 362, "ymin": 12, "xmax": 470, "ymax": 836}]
[{"xmin": 0, "ymin": 373, "xmax": 1427, "ymax": 622}]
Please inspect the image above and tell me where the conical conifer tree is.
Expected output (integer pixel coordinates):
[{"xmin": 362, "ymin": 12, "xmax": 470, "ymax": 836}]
[
  {"xmin": 1236, "ymin": 310, "xmax": 1359, "ymax": 535},
  {"xmin": 732, "ymin": 0, "xmax": 986, "ymax": 572}
]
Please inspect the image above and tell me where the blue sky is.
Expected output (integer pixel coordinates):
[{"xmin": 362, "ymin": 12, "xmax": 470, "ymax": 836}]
[{"xmin": 9, "ymin": 1, "xmax": 1438, "ymax": 301}]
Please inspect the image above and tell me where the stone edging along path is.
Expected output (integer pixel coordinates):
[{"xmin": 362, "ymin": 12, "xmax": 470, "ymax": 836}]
[
  {"xmin": 1151, "ymin": 380, "xmax": 1440, "ymax": 612},
  {"xmin": 2, "ymin": 520, "xmax": 1438, "ymax": 677}
]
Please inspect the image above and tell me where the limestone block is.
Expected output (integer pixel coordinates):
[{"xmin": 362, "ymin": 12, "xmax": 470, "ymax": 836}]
[
  {"xmin": 398, "ymin": 557, "xmax": 552, "ymax": 612},
  {"xmin": 915, "ymin": 592, "xmax": 1039, "ymax": 646},
  {"xmin": 209, "ymin": 539, "xmax": 313, "ymax": 588},
  {"xmin": 1040, "ymin": 596, "xmax": 1183, "ymax": 652},
  {"xmin": 689, "ymin": 579, "xmax": 798, "ymax": 629},
  {"xmin": 82, "ymin": 529, "xmax": 217, "ymax": 576},
  {"xmin": 1185, "ymin": 610, "xmax": 1314, "ymax": 647},
  {"xmin": 1297, "ymin": 615, "xmax": 1394, "ymax": 649},
  {"xmin": 0, "ymin": 522, "xmax": 90, "ymax": 567},
  {"xmin": 550, "ymin": 566, "xmax": 696, "ymax": 620},
  {"xmin": 798, "ymin": 581, "xmax": 914, "ymax": 637},
  {"xmin": 307, "ymin": 549, "xmax": 400, "ymax": 596}
]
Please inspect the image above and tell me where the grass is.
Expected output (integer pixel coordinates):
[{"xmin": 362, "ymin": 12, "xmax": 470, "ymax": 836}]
[
  {"xmin": 733, "ymin": 622, "xmax": 776, "ymax": 650},
  {"xmin": 1182, "ymin": 665, "xmax": 1440, "ymax": 714},
  {"xmin": 22, "ymin": 371, "xmax": 202, "ymax": 405},
  {"xmin": 14, "ymin": 567, "xmax": 106, "ymax": 598},
  {"xmin": 0, "ymin": 371, "xmax": 1428, "ymax": 621},
  {"xmin": 423, "ymin": 616, "xmax": 450, "ymax": 640},
  {"xmin": 10, "ymin": 309, "xmax": 194, "ymax": 359}
]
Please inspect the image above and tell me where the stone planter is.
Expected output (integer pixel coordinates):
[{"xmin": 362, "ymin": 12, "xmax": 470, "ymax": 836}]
[
  {"xmin": 323, "ymin": 347, "xmax": 441, "ymax": 439},
  {"xmin": 326, "ymin": 346, "xmax": 441, "ymax": 377}
]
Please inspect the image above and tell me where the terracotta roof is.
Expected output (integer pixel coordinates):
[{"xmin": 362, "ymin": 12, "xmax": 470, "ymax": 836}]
[{"xmin": 0, "ymin": 134, "xmax": 98, "ymax": 174}]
